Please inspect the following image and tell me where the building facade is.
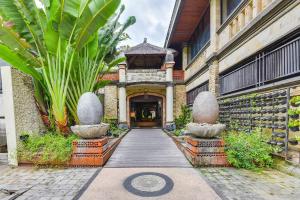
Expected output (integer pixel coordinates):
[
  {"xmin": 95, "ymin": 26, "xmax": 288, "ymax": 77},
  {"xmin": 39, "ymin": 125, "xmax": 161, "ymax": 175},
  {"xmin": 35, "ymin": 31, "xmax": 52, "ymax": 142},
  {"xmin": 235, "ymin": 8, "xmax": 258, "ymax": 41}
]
[
  {"xmin": 164, "ymin": 0, "xmax": 300, "ymax": 163},
  {"xmin": 102, "ymin": 39, "xmax": 186, "ymax": 129},
  {"xmin": 165, "ymin": 0, "xmax": 300, "ymax": 102}
]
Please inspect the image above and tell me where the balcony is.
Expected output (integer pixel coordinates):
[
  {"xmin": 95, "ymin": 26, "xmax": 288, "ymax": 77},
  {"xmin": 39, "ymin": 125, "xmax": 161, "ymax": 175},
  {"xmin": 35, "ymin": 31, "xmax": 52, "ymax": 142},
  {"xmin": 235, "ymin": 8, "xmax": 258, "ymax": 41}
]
[
  {"xmin": 218, "ymin": 0, "xmax": 275, "ymax": 49},
  {"xmin": 220, "ymin": 36, "xmax": 300, "ymax": 95}
]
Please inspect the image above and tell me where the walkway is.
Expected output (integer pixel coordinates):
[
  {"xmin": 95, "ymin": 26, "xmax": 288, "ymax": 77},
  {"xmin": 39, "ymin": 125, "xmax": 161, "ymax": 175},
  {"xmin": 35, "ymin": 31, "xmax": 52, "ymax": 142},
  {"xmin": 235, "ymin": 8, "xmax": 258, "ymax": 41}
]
[
  {"xmin": 79, "ymin": 129, "xmax": 221, "ymax": 200},
  {"xmin": 106, "ymin": 129, "xmax": 191, "ymax": 168}
]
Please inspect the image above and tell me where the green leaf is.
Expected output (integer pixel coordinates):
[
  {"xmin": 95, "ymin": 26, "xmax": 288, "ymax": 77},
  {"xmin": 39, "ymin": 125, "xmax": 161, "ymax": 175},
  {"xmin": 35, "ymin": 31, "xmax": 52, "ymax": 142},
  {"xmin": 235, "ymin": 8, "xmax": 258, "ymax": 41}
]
[
  {"xmin": 0, "ymin": 0, "xmax": 27, "ymax": 34},
  {"xmin": 0, "ymin": 44, "xmax": 42, "ymax": 81},
  {"xmin": 0, "ymin": 17, "xmax": 42, "ymax": 68},
  {"xmin": 74, "ymin": 0, "xmax": 121, "ymax": 50}
]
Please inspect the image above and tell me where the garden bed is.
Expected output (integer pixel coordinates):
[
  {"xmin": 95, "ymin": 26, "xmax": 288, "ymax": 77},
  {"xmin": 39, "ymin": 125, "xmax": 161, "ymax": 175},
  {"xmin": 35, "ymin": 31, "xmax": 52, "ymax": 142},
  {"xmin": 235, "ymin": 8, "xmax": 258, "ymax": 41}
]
[{"xmin": 18, "ymin": 130, "xmax": 129, "ymax": 167}]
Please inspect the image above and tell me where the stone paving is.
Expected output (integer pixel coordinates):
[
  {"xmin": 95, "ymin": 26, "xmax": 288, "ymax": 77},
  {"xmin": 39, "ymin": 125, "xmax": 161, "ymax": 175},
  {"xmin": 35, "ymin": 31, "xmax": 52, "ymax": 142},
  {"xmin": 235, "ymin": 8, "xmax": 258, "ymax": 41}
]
[
  {"xmin": 199, "ymin": 167, "xmax": 300, "ymax": 200},
  {"xmin": 0, "ymin": 165, "xmax": 98, "ymax": 200}
]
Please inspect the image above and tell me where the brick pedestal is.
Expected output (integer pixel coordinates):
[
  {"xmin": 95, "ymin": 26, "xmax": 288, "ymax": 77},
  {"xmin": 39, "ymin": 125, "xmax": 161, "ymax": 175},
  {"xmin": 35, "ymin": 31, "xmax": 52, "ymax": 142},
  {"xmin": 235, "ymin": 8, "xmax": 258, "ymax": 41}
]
[
  {"xmin": 184, "ymin": 137, "xmax": 229, "ymax": 167},
  {"xmin": 70, "ymin": 138, "xmax": 110, "ymax": 167}
]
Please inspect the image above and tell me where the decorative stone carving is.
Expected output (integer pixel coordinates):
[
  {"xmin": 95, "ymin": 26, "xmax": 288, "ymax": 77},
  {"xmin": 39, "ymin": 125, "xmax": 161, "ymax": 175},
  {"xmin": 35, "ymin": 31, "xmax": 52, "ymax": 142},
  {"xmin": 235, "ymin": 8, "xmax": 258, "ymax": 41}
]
[
  {"xmin": 71, "ymin": 123, "xmax": 109, "ymax": 139},
  {"xmin": 186, "ymin": 123, "xmax": 226, "ymax": 138},
  {"xmin": 186, "ymin": 91, "xmax": 225, "ymax": 138},
  {"xmin": 77, "ymin": 92, "xmax": 103, "ymax": 125},
  {"xmin": 192, "ymin": 91, "xmax": 219, "ymax": 124}
]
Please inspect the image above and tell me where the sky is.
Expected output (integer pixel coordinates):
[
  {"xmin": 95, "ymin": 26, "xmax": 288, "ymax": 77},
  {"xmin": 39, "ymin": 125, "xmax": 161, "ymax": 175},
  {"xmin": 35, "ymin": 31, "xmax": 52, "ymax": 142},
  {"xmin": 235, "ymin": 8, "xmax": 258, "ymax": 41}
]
[{"xmin": 119, "ymin": 0, "xmax": 176, "ymax": 47}]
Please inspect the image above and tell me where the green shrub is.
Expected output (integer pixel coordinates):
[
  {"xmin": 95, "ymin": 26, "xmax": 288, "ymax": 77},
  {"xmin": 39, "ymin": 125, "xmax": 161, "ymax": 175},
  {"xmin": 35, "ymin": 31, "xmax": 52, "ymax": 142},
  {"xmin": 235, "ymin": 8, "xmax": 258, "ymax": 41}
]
[
  {"xmin": 224, "ymin": 129, "xmax": 274, "ymax": 170},
  {"xmin": 174, "ymin": 129, "xmax": 182, "ymax": 137},
  {"xmin": 288, "ymin": 119, "xmax": 300, "ymax": 128},
  {"xmin": 103, "ymin": 117, "xmax": 126, "ymax": 137},
  {"xmin": 18, "ymin": 132, "xmax": 78, "ymax": 166},
  {"xmin": 175, "ymin": 105, "xmax": 192, "ymax": 130}
]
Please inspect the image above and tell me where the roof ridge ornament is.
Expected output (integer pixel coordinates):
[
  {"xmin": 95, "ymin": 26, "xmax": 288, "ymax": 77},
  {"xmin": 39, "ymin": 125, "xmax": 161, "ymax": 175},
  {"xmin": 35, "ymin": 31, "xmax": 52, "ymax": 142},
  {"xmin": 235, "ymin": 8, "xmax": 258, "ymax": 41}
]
[{"xmin": 143, "ymin": 38, "xmax": 147, "ymax": 43}]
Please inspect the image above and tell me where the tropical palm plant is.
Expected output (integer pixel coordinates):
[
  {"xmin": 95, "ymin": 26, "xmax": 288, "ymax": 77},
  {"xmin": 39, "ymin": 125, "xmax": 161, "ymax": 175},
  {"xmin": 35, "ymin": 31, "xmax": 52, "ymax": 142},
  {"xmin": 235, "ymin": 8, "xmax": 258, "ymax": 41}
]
[{"xmin": 0, "ymin": 0, "xmax": 135, "ymax": 133}]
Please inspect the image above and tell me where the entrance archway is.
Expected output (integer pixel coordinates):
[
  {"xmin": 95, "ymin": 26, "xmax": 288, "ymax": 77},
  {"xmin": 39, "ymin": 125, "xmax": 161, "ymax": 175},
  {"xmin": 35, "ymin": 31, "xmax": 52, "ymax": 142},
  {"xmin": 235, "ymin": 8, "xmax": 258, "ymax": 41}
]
[{"xmin": 127, "ymin": 93, "xmax": 166, "ymax": 128}]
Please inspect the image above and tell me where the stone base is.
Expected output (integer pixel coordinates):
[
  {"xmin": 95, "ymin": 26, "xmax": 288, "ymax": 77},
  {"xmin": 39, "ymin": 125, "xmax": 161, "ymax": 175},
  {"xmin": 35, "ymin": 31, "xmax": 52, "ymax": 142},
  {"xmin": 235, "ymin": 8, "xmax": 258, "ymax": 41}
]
[
  {"xmin": 165, "ymin": 122, "xmax": 176, "ymax": 131},
  {"xmin": 184, "ymin": 137, "xmax": 229, "ymax": 167},
  {"xmin": 118, "ymin": 123, "xmax": 129, "ymax": 129},
  {"xmin": 71, "ymin": 123, "xmax": 109, "ymax": 139}
]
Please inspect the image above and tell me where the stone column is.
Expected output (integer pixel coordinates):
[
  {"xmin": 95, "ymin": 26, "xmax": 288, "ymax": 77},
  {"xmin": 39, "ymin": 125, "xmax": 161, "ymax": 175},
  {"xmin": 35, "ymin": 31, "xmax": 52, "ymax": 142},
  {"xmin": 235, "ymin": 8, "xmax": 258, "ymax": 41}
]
[
  {"xmin": 182, "ymin": 43, "xmax": 189, "ymax": 70},
  {"xmin": 118, "ymin": 63, "xmax": 127, "ymax": 128},
  {"xmin": 209, "ymin": 0, "xmax": 221, "ymax": 97},
  {"xmin": 165, "ymin": 52, "xmax": 175, "ymax": 130},
  {"xmin": 210, "ymin": 0, "xmax": 221, "ymax": 52},
  {"xmin": 209, "ymin": 60, "xmax": 220, "ymax": 96},
  {"xmin": 253, "ymin": 0, "xmax": 262, "ymax": 17}
]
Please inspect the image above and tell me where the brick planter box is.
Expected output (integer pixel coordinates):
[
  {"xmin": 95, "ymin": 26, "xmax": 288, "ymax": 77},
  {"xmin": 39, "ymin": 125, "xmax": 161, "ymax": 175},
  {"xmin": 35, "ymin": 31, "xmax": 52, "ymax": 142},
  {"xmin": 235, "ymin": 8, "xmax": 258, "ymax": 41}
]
[
  {"xmin": 165, "ymin": 130, "xmax": 229, "ymax": 167},
  {"xmin": 69, "ymin": 131, "xmax": 129, "ymax": 167}
]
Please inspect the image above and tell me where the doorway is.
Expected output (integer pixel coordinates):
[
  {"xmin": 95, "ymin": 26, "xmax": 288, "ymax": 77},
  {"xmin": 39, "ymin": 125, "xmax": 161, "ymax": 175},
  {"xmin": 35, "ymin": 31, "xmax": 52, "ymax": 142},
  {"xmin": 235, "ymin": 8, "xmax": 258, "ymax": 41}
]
[{"xmin": 129, "ymin": 95, "xmax": 163, "ymax": 128}]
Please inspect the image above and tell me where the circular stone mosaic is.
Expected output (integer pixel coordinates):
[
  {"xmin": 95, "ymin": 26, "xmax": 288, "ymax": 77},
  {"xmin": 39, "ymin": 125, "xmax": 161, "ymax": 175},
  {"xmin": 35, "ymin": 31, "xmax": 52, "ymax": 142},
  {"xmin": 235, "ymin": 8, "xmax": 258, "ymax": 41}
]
[{"xmin": 123, "ymin": 172, "xmax": 174, "ymax": 197}]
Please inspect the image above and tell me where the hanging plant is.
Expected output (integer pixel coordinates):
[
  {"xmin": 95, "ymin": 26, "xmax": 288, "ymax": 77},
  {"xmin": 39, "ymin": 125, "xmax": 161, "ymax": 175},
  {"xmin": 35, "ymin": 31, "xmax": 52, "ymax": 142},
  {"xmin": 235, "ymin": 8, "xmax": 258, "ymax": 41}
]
[
  {"xmin": 288, "ymin": 138, "xmax": 298, "ymax": 146},
  {"xmin": 290, "ymin": 96, "xmax": 300, "ymax": 107},
  {"xmin": 288, "ymin": 119, "xmax": 300, "ymax": 132},
  {"xmin": 288, "ymin": 108, "xmax": 299, "ymax": 119}
]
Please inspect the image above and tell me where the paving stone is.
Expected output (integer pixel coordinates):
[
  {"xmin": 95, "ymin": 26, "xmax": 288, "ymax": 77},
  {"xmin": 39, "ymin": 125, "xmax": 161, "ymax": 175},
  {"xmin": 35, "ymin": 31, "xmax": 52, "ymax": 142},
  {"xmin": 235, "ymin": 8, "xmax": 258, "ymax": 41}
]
[
  {"xmin": 199, "ymin": 167, "xmax": 300, "ymax": 200},
  {"xmin": 0, "ymin": 166, "xmax": 97, "ymax": 199}
]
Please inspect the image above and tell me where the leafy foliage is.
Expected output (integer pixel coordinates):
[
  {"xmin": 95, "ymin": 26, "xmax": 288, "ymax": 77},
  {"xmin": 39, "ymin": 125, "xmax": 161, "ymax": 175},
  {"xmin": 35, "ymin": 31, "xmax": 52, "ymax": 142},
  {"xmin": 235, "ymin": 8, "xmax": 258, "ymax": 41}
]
[
  {"xmin": 18, "ymin": 132, "xmax": 78, "ymax": 166},
  {"xmin": 175, "ymin": 105, "xmax": 192, "ymax": 130},
  {"xmin": 0, "ymin": 0, "xmax": 135, "ymax": 133},
  {"xmin": 224, "ymin": 129, "xmax": 274, "ymax": 170},
  {"xmin": 290, "ymin": 96, "xmax": 300, "ymax": 106},
  {"xmin": 288, "ymin": 119, "xmax": 300, "ymax": 128},
  {"xmin": 103, "ymin": 117, "xmax": 125, "ymax": 137}
]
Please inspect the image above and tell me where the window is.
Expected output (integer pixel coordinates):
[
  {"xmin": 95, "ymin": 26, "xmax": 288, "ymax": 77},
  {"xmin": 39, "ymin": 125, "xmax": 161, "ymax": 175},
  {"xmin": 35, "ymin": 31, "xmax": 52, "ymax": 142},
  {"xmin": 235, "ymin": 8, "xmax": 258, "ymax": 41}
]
[
  {"xmin": 187, "ymin": 82, "xmax": 209, "ymax": 105},
  {"xmin": 221, "ymin": 0, "xmax": 243, "ymax": 23},
  {"xmin": 189, "ymin": 7, "xmax": 210, "ymax": 60}
]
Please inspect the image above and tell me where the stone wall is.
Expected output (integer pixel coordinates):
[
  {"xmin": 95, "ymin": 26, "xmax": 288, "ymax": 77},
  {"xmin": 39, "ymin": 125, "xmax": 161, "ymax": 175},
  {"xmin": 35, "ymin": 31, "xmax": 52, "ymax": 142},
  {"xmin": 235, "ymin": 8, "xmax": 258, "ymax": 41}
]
[
  {"xmin": 11, "ymin": 69, "xmax": 44, "ymax": 136},
  {"xmin": 127, "ymin": 69, "xmax": 166, "ymax": 83},
  {"xmin": 174, "ymin": 85, "xmax": 186, "ymax": 118},
  {"xmin": 104, "ymin": 85, "xmax": 118, "ymax": 119}
]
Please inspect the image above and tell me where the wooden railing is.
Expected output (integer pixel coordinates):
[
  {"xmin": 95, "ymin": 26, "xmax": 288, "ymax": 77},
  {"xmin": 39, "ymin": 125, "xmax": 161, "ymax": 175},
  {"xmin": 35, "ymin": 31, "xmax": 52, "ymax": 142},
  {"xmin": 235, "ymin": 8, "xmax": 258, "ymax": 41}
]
[{"xmin": 220, "ymin": 36, "xmax": 300, "ymax": 95}]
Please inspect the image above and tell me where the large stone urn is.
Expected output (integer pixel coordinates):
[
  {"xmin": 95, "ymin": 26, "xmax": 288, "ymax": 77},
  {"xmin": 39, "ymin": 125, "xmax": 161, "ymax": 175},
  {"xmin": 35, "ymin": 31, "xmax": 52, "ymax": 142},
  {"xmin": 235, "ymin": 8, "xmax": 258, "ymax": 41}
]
[
  {"xmin": 185, "ymin": 92, "xmax": 228, "ymax": 167},
  {"xmin": 71, "ymin": 92, "xmax": 109, "ymax": 139},
  {"xmin": 187, "ymin": 91, "xmax": 226, "ymax": 138}
]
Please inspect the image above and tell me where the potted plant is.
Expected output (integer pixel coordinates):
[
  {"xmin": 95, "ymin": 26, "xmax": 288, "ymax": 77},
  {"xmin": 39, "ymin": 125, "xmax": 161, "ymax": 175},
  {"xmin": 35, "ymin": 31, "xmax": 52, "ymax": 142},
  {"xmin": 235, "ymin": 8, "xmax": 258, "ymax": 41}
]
[
  {"xmin": 280, "ymin": 91, "xmax": 287, "ymax": 97},
  {"xmin": 288, "ymin": 109, "xmax": 299, "ymax": 119},
  {"xmin": 277, "ymin": 141, "xmax": 285, "ymax": 147},
  {"xmin": 278, "ymin": 116, "xmax": 286, "ymax": 122},
  {"xmin": 278, "ymin": 124, "xmax": 286, "ymax": 130},
  {"xmin": 278, "ymin": 107, "xmax": 287, "ymax": 113},
  {"xmin": 270, "ymin": 140, "xmax": 277, "ymax": 145},
  {"xmin": 288, "ymin": 119, "xmax": 300, "ymax": 132},
  {"xmin": 273, "ymin": 92, "xmax": 279, "ymax": 98},
  {"xmin": 272, "ymin": 125, "xmax": 279, "ymax": 129},
  {"xmin": 288, "ymin": 138, "xmax": 298, "ymax": 145},
  {"xmin": 276, "ymin": 132, "xmax": 285, "ymax": 138},
  {"xmin": 279, "ymin": 99, "xmax": 287, "ymax": 105},
  {"xmin": 290, "ymin": 96, "xmax": 300, "ymax": 107}
]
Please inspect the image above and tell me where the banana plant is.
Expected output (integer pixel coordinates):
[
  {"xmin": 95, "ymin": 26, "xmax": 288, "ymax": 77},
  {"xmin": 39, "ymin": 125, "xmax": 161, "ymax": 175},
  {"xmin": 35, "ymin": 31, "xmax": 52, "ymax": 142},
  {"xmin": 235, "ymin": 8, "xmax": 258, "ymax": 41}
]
[{"xmin": 0, "ymin": 0, "xmax": 134, "ymax": 133}]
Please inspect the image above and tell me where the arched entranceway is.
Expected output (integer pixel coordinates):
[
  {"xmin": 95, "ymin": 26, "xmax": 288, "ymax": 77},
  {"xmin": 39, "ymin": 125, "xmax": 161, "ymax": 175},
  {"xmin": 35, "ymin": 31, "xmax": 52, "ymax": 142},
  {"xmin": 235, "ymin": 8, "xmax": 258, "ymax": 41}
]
[{"xmin": 127, "ymin": 93, "xmax": 165, "ymax": 128}]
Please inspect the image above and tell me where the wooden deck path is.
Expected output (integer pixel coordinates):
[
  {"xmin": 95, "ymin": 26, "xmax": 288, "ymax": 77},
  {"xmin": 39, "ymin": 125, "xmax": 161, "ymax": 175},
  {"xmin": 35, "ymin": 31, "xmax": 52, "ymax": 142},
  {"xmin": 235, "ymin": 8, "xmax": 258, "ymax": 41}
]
[{"xmin": 105, "ymin": 129, "xmax": 191, "ymax": 168}]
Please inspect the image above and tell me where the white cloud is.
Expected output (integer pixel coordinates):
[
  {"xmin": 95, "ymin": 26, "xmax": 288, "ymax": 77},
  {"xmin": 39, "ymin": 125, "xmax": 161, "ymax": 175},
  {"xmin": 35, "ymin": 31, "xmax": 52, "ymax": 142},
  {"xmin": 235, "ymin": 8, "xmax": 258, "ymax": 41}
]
[{"xmin": 119, "ymin": 0, "xmax": 176, "ymax": 47}]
